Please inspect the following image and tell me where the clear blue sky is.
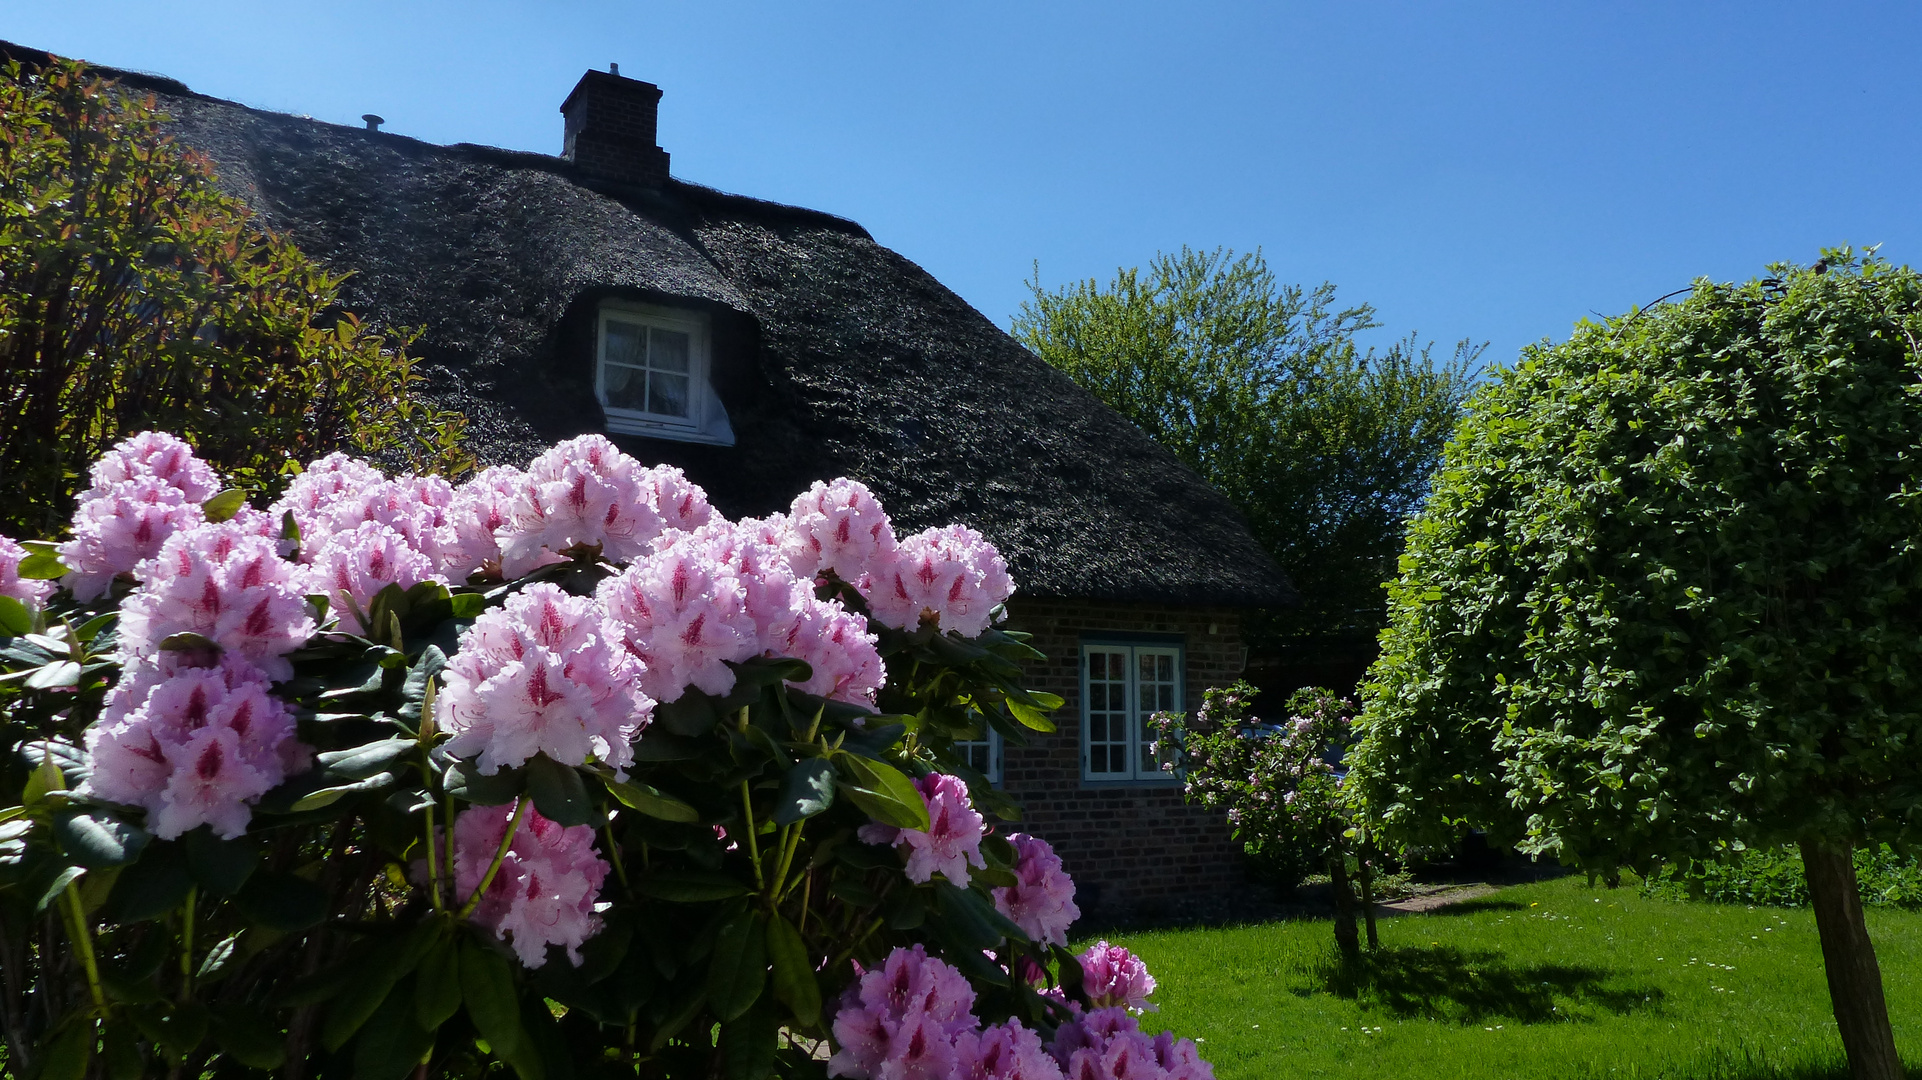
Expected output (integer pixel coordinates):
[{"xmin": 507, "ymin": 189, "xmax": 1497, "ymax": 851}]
[{"xmin": 9, "ymin": 3, "xmax": 1920, "ymax": 367}]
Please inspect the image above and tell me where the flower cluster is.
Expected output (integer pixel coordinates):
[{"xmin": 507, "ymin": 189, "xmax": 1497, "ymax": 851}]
[
  {"xmin": 442, "ymin": 801, "xmax": 609, "ymax": 968},
  {"xmin": 829, "ymin": 947, "xmax": 1209, "ymax": 1080},
  {"xmin": 0, "ymin": 535, "xmax": 54, "ymax": 606},
  {"xmin": 59, "ymin": 432, "xmax": 223, "ymax": 601},
  {"xmin": 437, "ymin": 584, "xmax": 648, "ymax": 776},
  {"xmin": 1051, "ymin": 1007, "xmax": 1211, "ymax": 1080},
  {"xmin": 993, "ymin": 833, "xmax": 1080, "ymax": 946},
  {"xmin": 117, "ymin": 522, "xmax": 317, "ymax": 681},
  {"xmin": 307, "ymin": 521, "xmax": 442, "ymax": 635},
  {"xmin": 84, "ymin": 656, "xmax": 307, "ymax": 839},
  {"xmin": 864, "ymin": 524, "xmax": 1013, "ymax": 638},
  {"xmin": 860, "ymin": 773, "xmax": 988, "ymax": 887},
  {"xmin": 1077, "ymin": 942, "xmax": 1157, "ymax": 1013}
]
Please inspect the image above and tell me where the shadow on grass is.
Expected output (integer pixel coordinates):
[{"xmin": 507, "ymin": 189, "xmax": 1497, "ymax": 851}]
[
  {"xmin": 1406, "ymin": 897, "xmax": 1530, "ymax": 917},
  {"xmin": 1308, "ymin": 944, "xmax": 1663, "ymax": 1024}
]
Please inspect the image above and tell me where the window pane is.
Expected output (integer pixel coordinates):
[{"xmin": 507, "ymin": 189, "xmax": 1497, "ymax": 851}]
[
  {"xmin": 649, "ymin": 327, "xmax": 691, "ymax": 373},
  {"xmin": 605, "ymin": 320, "xmax": 646, "ymax": 366},
  {"xmin": 648, "ymin": 372, "xmax": 690, "ymax": 418},
  {"xmin": 1087, "ymin": 648, "xmax": 1131, "ymax": 777},
  {"xmin": 603, "ymin": 363, "xmax": 647, "ymax": 411},
  {"xmin": 1137, "ymin": 649, "xmax": 1181, "ymax": 776}
]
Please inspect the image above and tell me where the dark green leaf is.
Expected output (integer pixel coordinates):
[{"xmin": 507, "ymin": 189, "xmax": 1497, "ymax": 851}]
[
  {"xmin": 445, "ymin": 759, "xmax": 525, "ymax": 805},
  {"xmin": 930, "ymin": 882, "xmax": 1023, "ymax": 951},
  {"xmin": 105, "ymin": 841, "xmax": 192, "ymax": 922},
  {"xmin": 102, "ymin": 1018, "xmax": 144, "ymax": 1080},
  {"xmin": 184, "ymin": 828, "xmax": 259, "ymax": 896},
  {"xmin": 321, "ymin": 923, "xmax": 440, "ymax": 1052},
  {"xmin": 604, "ymin": 777, "xmax": 700, "ymax": 822},
  {"xmin": 24, "ymin": 660, "xmax": 80, "ymax": 690},
  {"xmin": 317, "ymin": 737, "xmax": 414, "ymax": 780},
  {"xmin": 36, "ymin": 1015, "xmax": 92, "ymax": 1080},
  {"xmin": 416, "ymin": 938, "xmax": 462, "ymax": 1031},
  {"xmin": 448, "ymin": 592, "xmax": 488, "ymax": 618},
  {"xmin": 54, "ymin": 810, "xmax": 150, "ymax": 868},
  {"xmin": 157, "ymin": 632, "xmax": 217, "ymax": 652},
  {"xmin": 630, "ymin": 731, "xmax": 703, "ymax": 761},
  {"xmin": 288, "ymin": 771, "xmax": 397, "ymax": 812},
  {"xmin": 201, "ymin": 488, "xmax": 248, "ymax": 523},
  {"xmin": 0, "ymin": 595, "xmax": 31, "ymax": 636},
  {"xmin": 31, "ymin": 863, "xmax": 85, "ymax": 913},
  {"xmin": 15, "ymin": 550, "xmax": 67, "ymax": 580},
  {"xmin": 719, "ymin": 996, "xmax": 779, "ymax": 1080},
  {"xmin": 637, "ymin": 869, "xmax": 754, "ymax": 902},
  {"xmin": 706, "ymin": 907, "xmax": 767, "ymax": 1023},
  {"xmin": 526, "ymin": 755, "xmax": 591, "ymax": 826},
  {"xmin": 402, "ymin": 645, "xmax": 448, "ymax": 704},
  {"xmin": 353, "ymin": 984, "xmax": 435, "ymax": 1080},
  {"xmin": 19, "ymin": 737, "xmax": 90, "ymax": 786},
  {"xmin": 210, "ymin": 1005, "xmax": 287, "ymax": 1070},
  {"xmin": 197, "ymin": 932, "xmax": 242, "ymax": 981},
  {"xmin": 234, "ymin": 870, "xmax": 329, "ymax": 932},
  {"xmin": 773, "ymin": 758, "xmax": 837, "ymax": 826},
  {"xmin": 764, "ymin": 911, "xmax": 819, "ymax": 1027},
  {"xmin": 460, "ymin": 938, "xmax": 526, "ymax": 1062},
  {"xmin": 1005, "ymin": 696, "xmax": 1057, "ymax": 733},
  {"xmin": 656, "ymin": 691, "xmax": 721, "ymax": 737}
]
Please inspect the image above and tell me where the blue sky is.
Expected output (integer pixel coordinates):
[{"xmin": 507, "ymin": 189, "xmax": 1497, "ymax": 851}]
[{"xmin": 8, "ymin": 3, "xmax": 1920, "ymax": 368}]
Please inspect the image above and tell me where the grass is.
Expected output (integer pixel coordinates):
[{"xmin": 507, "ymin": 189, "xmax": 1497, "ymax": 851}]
[{"xmin": 1091, "ymin": 875, "xmax": 1922, "ymax": 1080}]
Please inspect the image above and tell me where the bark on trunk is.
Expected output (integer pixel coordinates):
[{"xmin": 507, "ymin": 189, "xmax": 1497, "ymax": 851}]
[
  {"xmin": 1800, "ymin": 840, "xmax": 1904, "ymax": 1080},
  {"xmin": 1359, "ymin": 849, "xmax": 1380, "ymax": 950},
  {"xmin": 1329, "ymin": 853, "xmax": 1360, "ymax": 959}
]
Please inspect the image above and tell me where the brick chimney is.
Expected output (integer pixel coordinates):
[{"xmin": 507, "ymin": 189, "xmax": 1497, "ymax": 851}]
[{"xmin": 560, "ymin": 66, "xmax": 670, "ymax": 187}]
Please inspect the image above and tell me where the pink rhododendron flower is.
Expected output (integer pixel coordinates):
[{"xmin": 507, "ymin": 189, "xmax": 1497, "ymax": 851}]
[
  {"xmin": 305, "ymin": 521, "xmax": 443, "ymax": 635},
  {"xmin": 959, "ymin": 1020, "xmax": 1064, "ymax": 1080},
  {"xmin": 307, "ymin": 475, "xmax": 458, "ymax": 568},
  {"xmin": 672, "ymin": 518, "xmax": 800, "ymax": 639},
  {"xmin": 437, "ymin": 583, "xmax": 649, "ymax": 776},
  {"xmin": 1077, "ymin": 942, "xmax": 1157, "ymax": 1012},
  {"xmin": 117, "ymin": 522, "xmax": 317, "ymax": 681},
  {"xmin": 859, "ymin": 773, "xmax": 987, "ymax": 888},
  {"xmin": 84, "ymin": 657, "xmax": 307, "ymax": 839},
  {"xmin": 0, "ymin": 535, "xmax": 55, "ymax": 607},
  {"xmin": 642, "ymin": 464, "xmax": 714, "ymax": 537},
  {"xmin": 787, "ymin": 478, "xmax": 897, "ymax": 581},
  {"xmin": 438, "ymin": 801, "xmax": 608, "ymax": 968},
  {"xmin": 60, "ymin": 478, "xmax": 207, "ymax": 601},
  {"xmin": 1146, "ymin": 1031, "xmax": 1214, "ymax": 1080},
  {"xmin": 828, "ymin": 945, "xmax": 979, "ymax": 1079},
  {"xmin": 597, "ymin": 541, "xmax": 757, "ymax": 703},
  {"xmin": 267, "ymin": 452, "xmax": 386, "ymax": 557},
  {"xmin": 85, "ymin": 431, "xmax": 220, "ymax": 504},
  {"xmin": 499, "ymin": 435, "xmax": 663, "ymax": 576},
  {"xmin": 773, "ymin": 595, "xmax": 885, "ymax": 706},
  {"xmin": 863, "ymin": 524, "xmax": 1013, "ymax": 638},
  {"xmin": 445, "ymin": 465, "xmax": 527, "ymax": 579},
  {"xmin": 993, "ymin": 833, "xmax": 1080, "ymax": 946}
]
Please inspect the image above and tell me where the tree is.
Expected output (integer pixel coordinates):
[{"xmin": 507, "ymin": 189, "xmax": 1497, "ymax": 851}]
[
  {"xmin": 1349, "ymin": 250, "xmax": 1922, "ymax": 1080},
  {"xmin": 1013, "ymin": 247, "xmax": 1479, "ymax": 644},
  {"xmin": 0, "ymin": 59, "xmax": 471, "ymax": 537}
]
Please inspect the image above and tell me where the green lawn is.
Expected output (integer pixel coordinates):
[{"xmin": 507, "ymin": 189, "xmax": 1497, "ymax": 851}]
[{"xmin": 1094, "ymin": 876, "xmax": 1922, "ymax": 1080}]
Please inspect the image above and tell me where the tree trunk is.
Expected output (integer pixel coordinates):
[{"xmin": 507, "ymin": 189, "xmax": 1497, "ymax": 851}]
[
  {"xmin": 1329, "ymin": 852, "xmax": 1360, "ymax": 959},
  {"xmin": 1359, "ymin": 847, "xmax": 1380, "ymax": 950},
  {"xmin": 1800, "ymin": 840, "xmax": 1904, "ymax": 1080}
]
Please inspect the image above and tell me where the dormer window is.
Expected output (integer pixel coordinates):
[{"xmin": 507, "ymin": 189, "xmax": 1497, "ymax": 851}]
[{"xmin": 596, "ymin": 302, "xmax": 734, "ymax": 445}]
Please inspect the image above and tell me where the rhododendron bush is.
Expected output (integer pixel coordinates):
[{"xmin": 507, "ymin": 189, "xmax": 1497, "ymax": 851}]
[{"xmin": 0, "ymin": 433, "xmax": 1213, "ymax": 1080}]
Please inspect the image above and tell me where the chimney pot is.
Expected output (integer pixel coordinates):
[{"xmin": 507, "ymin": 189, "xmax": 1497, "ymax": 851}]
[
  {"xmin": 362, "ymin": 114, "xmax": 384, "ymax": 132},
  {"xmin": 560, "ymin": 69, "xmax": 670, "ymax": 188}
]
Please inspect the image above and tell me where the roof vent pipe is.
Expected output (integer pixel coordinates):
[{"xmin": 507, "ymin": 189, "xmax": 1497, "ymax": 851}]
[
  {"xmin": 609, "ymin": 63, "xmax": 618, "ymax": 75},
  {"xmin": 361, "ymin": 114, "xmax": 384, "ymax": 132},
  {"xmin": 559, "ymin": 68, "xmax": 670, "ymax": 188}
]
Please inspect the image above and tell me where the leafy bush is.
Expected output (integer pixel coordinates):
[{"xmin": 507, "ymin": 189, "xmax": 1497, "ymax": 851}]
[
  {"xmin": 0, "ymin": 59, "xmax": 471, "ymax": 538},
  {"xmin": 0, "ymin": 432, "xmax": 1214, "ymax": 1079},
  {"xmin": 1644, "ymin": 845, "xmax": 1922, "ymax": 910}
]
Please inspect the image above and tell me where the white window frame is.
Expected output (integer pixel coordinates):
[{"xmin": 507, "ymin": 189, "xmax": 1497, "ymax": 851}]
[
  {"xmin": 595, "ymin": 301, "xmax": 735, "ymax": 446},
  {"xmin": 953, "ymin": 729, "xmax": 1002, "ymax": 785},
  {"xmin": 1080, "ymin": 639, "xmax": 1184, "ymax": 783}
]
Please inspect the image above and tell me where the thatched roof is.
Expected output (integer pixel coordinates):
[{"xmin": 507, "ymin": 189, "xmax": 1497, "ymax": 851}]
[{"xmin": 5, "ymin": 43, "xmax": 1294, "ymax": 607}]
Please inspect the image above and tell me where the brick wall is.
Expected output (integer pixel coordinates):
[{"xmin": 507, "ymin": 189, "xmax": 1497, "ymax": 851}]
[
  {"xmin": 996, "ymin": 597, "xmax": 1258, "ymax": 921},
  {"xmin": 560, "ymin": 70, "xmax": 671, "ymax": 187}
]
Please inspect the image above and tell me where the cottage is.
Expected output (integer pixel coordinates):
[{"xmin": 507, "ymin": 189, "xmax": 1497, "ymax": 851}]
[{"xmin": 10, "ymin": 45, "xmax": 1296, "ymax": 918}]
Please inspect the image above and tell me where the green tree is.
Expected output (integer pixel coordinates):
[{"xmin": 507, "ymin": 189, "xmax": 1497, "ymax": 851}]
[
  {"xmin": 1349, "ymin": 250, "xmax": 1922, "ymax": 1080},
  {"xmin": 1013, "ymin": 247, "xmax": 1479, "ymax": 646},
  {"xmin": 0, "ymin": 60, "xmax": 471, "ymax": 537}
]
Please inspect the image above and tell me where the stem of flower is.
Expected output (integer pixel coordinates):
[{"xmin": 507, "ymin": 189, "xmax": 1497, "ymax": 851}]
[
  {"xmin": 458, "ymin": 799, "xmax": 528, "ymax": 919},
  {"xmin": 443, "ymin": 790, "xmax": 458, "ymax": 894},
  {"xmin": 423, "ymin": 798, "xmax": 443, "ymax": 910},
  {"xmin": 740, "ymin": 781, "xmax": 765, "ymax": 891},
  {"xmin": 796, "ymin": 870, "xmax": 813, "ymax": 935},
  {"xmin": 59, "ymin": 882, "xmax": 104, "ymax": 1012},
  {"xmin": 603, "ymin": 820, "xmax": 632, "ymax": 897},
  {"xmin": 179, "ymin": 887, "xmax": 197, "ymax": 999},
  {"xmin": 772, "ymin": 822, "xmax": 804, "ymax": 902}
]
